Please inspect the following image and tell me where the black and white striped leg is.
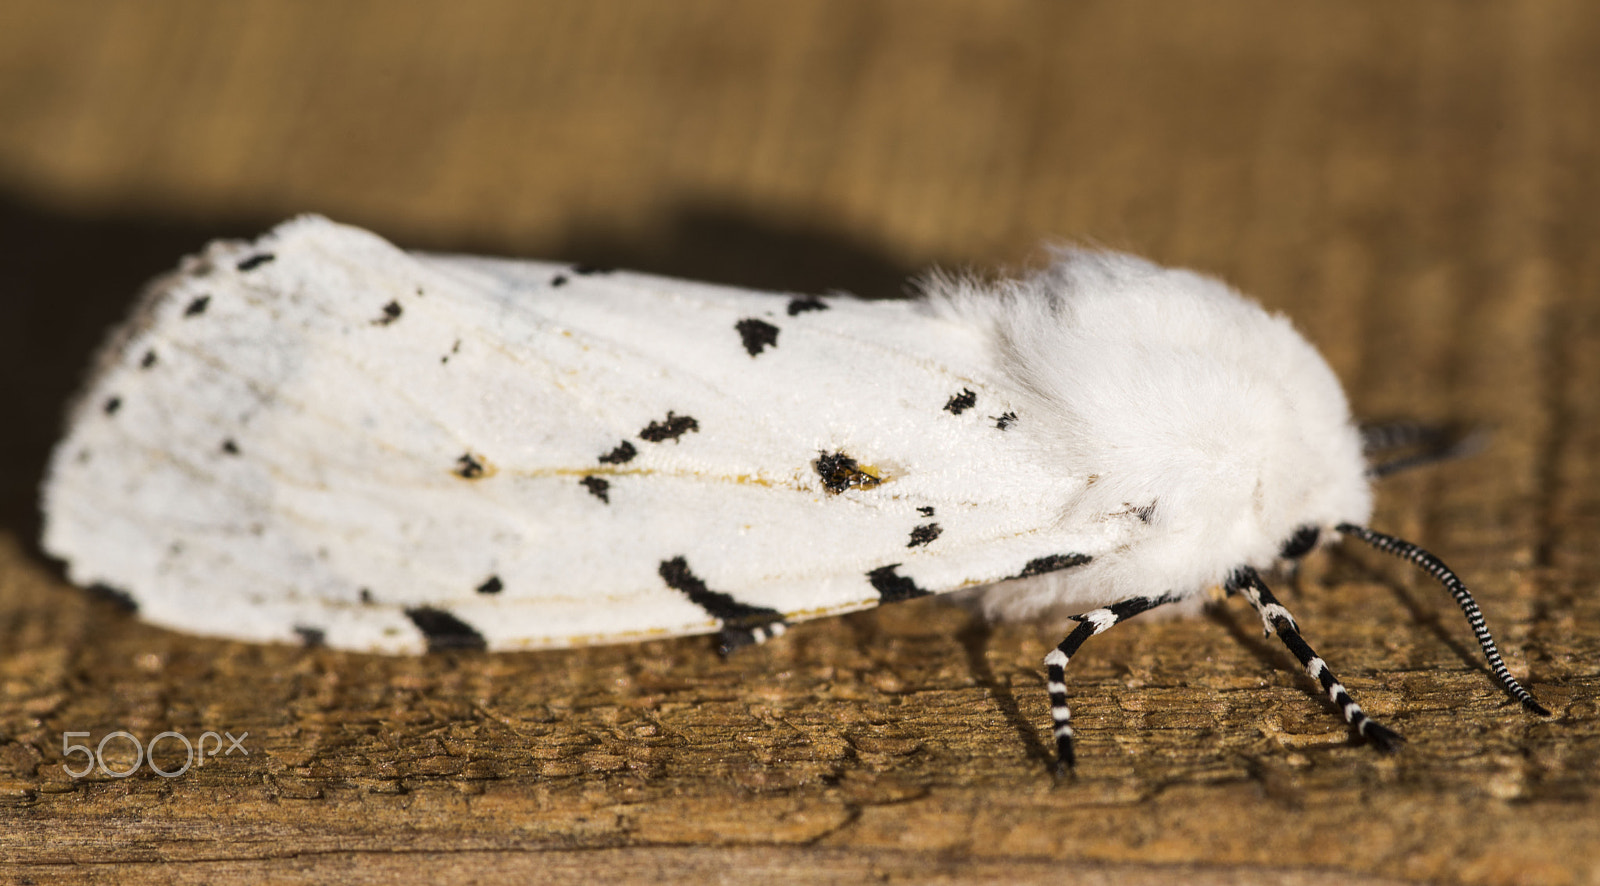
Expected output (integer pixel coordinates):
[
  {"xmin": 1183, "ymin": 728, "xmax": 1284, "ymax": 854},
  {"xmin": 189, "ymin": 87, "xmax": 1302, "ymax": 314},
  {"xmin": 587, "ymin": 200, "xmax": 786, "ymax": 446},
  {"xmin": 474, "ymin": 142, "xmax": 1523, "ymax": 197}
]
[
  {"xmin": 1046, "ymin": 592, "xmax": 1183, "ymax": 773},
  {"xmin": 1227, "ymin": 566, "xmax": 1403, "ymax": 751},
  {"xmin": 719, "ymin": 619, "xmax": 788, "ymax": 654}
]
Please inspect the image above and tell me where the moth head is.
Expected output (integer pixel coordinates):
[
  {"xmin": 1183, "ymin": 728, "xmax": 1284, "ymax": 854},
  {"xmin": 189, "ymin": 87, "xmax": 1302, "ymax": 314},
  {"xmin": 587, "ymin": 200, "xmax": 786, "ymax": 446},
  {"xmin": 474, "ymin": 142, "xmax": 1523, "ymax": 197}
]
[{"xmin": 1000, "ymin": 251, "xmax": 1373, "ymax": 595}]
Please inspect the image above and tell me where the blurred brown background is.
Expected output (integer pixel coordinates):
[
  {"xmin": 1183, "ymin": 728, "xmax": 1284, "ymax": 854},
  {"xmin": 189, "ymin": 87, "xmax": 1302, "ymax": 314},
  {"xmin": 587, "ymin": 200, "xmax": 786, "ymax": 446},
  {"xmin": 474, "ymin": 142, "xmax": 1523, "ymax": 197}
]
[{"xmin": 1, "ymin": 2, "xmax": 1597, "ymax": 884}]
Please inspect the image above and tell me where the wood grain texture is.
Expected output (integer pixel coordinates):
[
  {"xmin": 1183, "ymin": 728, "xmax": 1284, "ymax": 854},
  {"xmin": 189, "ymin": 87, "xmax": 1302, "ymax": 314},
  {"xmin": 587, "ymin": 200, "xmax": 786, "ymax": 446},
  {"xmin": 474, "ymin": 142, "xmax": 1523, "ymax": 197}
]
[{"xmin": 1, "ymin": 2, "xmax": 1597, "ymax": 884}]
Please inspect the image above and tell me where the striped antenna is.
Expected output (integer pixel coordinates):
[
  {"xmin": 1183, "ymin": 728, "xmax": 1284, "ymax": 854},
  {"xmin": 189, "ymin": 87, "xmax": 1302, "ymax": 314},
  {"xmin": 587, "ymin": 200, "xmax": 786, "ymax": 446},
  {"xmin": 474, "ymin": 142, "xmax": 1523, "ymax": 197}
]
[
  {"xmin": 1337, "ymin": 523, "xmax": 1550, "ymax": 715},
  {"xmin": 1358, "ymin": 421, "xmax": 1486, "ymax": 478}
]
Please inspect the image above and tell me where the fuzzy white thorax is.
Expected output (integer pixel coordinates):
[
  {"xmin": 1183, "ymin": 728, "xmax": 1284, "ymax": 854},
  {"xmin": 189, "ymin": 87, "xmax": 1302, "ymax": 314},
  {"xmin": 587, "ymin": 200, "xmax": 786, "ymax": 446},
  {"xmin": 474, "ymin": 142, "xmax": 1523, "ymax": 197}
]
[{"xmin": 927, "ymin": 249, "xmax": 1372, "ymax": 622}]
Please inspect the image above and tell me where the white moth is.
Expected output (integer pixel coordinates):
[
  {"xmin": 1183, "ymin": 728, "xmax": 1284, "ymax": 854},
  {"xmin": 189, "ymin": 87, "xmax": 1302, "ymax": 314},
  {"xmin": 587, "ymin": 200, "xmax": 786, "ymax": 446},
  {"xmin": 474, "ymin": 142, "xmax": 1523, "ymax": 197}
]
[{"xmin": 41, "ymin": 216, "xmax": 1547, "ymax": 768}]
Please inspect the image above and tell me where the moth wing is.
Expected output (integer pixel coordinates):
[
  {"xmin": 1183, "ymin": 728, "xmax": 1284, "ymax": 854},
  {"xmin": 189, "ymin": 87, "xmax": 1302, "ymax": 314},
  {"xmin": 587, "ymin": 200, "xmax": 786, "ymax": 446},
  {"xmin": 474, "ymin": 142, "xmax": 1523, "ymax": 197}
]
[{"xmin": 42, "ymin": 217, "xmax": 1115, "ymax": 652}]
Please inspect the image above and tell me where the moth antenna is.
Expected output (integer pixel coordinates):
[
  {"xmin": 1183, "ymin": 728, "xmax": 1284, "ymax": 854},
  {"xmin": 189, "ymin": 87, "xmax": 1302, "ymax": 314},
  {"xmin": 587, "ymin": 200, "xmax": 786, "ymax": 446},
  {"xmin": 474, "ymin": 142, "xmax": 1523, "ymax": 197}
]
[
  {"xmin": 1226, "ymin": 567, "xmax": 1403, "ymax": 751},
  {"xmin": 1336, "ymin": 523, "xmax": 1550, "ymax": 715},
  {"xmin": 1362, "ymin": 423, "xmax": 1486, "ymax": 478},
  {"xmin": 1359, "ymin": 420, "xmax": 1453, "ymax": 454}
]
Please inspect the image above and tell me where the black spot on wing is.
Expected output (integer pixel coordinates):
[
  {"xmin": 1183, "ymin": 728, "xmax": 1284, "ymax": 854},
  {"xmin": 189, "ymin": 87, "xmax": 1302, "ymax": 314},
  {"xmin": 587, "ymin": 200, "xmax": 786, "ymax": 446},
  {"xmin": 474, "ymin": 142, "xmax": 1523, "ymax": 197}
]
[
  {"xmin": 220, "ymin": 439, "xmax": 241, "ymax": 456},
  {"xmin": 659, "ymin": 557, "xmax": 787, "ymax": 654},
  {"xmin": 814, "ymin": 451, "xmax": 883, "ymax": 493},
  {"xmin": 103, "ymin": 396, "xmax": 121, "ymax": 415},
  {"xmin": 184, "ymin": 295, "xmax": 211, "ymax": 316},
  {"xmin": 571, "ymin": 263, "xmax": 613, "ymax": 275},
  {"xmin": 581, "ymin": 475, "xmax": 610, "ymax": 503},
  {"xmin": 140, "ymin": 350, "xmax": 158, "ymax": 369},
  {"xmin": 454, "ymin": 452, "xmax": 486, "ymax": 479},
  {"xmin": 907, "ymin": 523, "xmax": 942, "ymax": 547},
  {"xmin": 86, "ymin": 583, "xmax": 139, "ymax": 614},
  {"xmin": 786, "ymin": 296, "xmax": 829, "ymax": 316},
  {"xmin": 405, "ymin": 607, "xmax": 487, "ymax": 651},
  {"xmin": 918, "ymin": 506, "xmax": 935, "ymax": 517},
  {"xmin": 868, "ymin": 565, "xmax": 932, "ymax": 603},
  {"xmin": 944, "ymin": 389, "xmax": 977, "ymax": 415},
  {"xmin": 1010, "ymin": 553, "xmax": 1092, "ymax": 580},
  {"xmin": 550, "ymin": 274, "xmax": 568, "ymax": 287},
  {"xmin": 599, "ymin": 440, "xmax": 637, "ymax": 464},
  {"xmin": 812, "ymin": 450, "xmax": 889, "ymax": 492},
  {"xmin": 236, "ymin": 253, "xmax": 276, "ymax": 272},
  {"xmin": 476, "ymin": 575, "xmax": 503, "ymax": 595},
  {"xmin": 294, "ymin": 626, "xmax": 326, "ymax": 648},
  {"xmin": 359, "ymin": 588, "xmax": 375, "ymax": 605},
  {"xmin": 735, "ymin": 318, "xmax": 780, "ymax": 357},
  {"xmin": 441, "ymin": 340, "xmax": 461, "ymax": 364},
  {"xmin": 994, "ymin": 412, "xmax": 1017, "ymax": 430},
  {"xmin": 640, "ymin": 412, "xmax": 698, "ymax": 443},
  {"xmin": 372, "ymin": 300, "xmax": 403, "ymax": 325}
]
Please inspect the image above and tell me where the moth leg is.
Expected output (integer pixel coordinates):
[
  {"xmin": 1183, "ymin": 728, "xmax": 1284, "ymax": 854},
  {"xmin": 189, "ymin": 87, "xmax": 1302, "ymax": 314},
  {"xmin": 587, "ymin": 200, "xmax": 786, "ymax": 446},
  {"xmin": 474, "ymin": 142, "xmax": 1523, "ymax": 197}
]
[
  {"xmin": 1227, "ymin": 566, "xmax": 1403, "ymax": 751},
  {"xmin": 1045, "ymin": 592, "xmax": 1183, "ymax": 773},
  {"xmin": 717, "ymin": 618, "xmax": 788, "ymax": 656}
]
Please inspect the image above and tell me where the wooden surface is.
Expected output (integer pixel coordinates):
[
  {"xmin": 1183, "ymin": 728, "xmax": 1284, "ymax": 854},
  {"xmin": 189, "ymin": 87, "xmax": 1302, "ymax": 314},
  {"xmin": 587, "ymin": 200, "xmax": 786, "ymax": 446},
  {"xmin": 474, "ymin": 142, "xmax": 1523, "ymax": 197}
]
[{"xmin": 2, "ymin": 3, "xmax": 1598, "ymax": 883}]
